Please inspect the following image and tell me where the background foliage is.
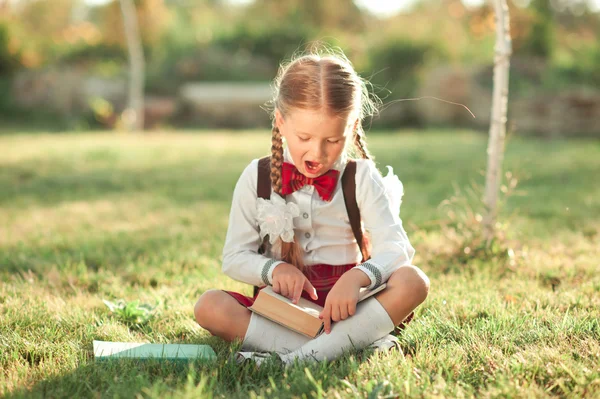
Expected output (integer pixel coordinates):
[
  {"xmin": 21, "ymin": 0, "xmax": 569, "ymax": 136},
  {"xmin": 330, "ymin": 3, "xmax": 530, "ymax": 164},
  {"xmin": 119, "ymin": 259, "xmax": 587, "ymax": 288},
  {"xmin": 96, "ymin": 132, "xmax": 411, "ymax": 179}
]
[{"xmin": 1, "ymin": 0, "xmax": 598, "ymax": 132}]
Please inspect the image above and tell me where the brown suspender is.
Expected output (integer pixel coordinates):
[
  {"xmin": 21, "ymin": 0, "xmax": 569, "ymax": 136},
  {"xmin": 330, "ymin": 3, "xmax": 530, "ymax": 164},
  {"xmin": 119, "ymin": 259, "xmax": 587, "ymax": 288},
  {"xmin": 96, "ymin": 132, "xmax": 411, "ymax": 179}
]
[
  {"xmin": 256, "ymin": 156, "xmax": 367, "ymax": 262},
  {"xmin": 254, "ymin": 157, "xmax": 271, "ymax": 297},
  {"xmin": 257, "ymin": 156, "xmax": 272, "ymax": 202}
]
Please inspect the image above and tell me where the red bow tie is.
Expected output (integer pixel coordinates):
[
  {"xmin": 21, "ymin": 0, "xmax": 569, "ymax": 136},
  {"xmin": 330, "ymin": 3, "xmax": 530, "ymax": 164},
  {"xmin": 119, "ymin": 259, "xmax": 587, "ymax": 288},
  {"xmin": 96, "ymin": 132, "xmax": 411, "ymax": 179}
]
[{"xmin": 281, "ymin": 162, "xmax": 339, "ymax": 201}]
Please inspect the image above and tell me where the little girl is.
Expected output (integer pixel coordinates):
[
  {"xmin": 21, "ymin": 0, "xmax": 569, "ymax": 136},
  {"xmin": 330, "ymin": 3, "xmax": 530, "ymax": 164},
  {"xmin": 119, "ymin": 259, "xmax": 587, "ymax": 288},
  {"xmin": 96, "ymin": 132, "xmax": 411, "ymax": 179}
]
[{"xmin": 194, "ymin": 49, "xmax": 430, "ymax": 365}]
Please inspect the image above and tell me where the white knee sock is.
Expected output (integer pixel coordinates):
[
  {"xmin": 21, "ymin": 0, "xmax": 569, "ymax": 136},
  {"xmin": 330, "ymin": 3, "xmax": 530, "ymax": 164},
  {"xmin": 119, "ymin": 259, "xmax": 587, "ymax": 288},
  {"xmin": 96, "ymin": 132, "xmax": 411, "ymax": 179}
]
[
  {"xmin": 241, "ymin": 312, "xmax": 310, "ymax": 354},
  {"xmin": 279, "ymin": 297, "xmax": 394, "ymax": 364}
]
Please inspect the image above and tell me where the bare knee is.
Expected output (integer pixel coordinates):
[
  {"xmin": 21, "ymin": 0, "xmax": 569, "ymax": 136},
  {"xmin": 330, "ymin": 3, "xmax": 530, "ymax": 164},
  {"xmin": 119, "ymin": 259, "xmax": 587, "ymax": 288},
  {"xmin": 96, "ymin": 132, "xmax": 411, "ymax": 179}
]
[
  {"xmin": 194, "ymin": 289, "xmax": 225, "ymax": 329},
  {"xmin": 194, "ymin": 289, "xmax": 250, "ymax": 341},
  {"xmin": 389, "ymin": 265, "xmax": 430, "ymax": 306}
]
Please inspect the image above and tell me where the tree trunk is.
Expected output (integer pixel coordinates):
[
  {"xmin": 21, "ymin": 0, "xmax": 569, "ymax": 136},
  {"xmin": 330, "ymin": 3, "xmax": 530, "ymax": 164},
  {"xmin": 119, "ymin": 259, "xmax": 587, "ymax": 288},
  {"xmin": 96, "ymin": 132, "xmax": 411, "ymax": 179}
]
[
  {"xmin": 483, "ymin": 0, "xmax": 512, "ymax": 242},
  {"xmin": 120, "ymin": 0, "xmax": 145, "ymax": 131}
]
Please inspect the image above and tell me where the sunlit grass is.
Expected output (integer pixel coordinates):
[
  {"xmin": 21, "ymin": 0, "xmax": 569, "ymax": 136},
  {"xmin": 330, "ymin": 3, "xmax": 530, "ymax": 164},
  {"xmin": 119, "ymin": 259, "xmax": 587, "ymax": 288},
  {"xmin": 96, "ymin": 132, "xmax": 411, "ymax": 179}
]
[{"xmin": 1, "ymin": 130, "xmax": 599, "ymax": 398}]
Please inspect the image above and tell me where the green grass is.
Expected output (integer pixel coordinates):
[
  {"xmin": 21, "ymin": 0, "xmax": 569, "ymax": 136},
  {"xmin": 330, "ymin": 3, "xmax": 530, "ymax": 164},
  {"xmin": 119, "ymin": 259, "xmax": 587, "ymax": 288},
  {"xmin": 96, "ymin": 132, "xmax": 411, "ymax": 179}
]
[{"xmin": 1, "ymin": 130, "xmax": 599, "ymax": 398}]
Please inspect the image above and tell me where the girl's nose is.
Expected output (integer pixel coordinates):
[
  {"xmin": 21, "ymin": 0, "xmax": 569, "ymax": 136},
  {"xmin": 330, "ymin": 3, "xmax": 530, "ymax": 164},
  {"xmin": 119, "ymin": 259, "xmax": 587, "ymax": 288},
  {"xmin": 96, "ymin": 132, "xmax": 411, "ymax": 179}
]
[{"xmin": 313, "ymin": 142, "xmax": 326, "ymax": 159}]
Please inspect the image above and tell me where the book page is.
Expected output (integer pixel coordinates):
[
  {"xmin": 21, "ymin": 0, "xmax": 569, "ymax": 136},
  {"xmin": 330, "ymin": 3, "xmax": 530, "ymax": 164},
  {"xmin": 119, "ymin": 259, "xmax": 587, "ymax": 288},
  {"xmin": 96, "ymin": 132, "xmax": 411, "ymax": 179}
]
[
  {"xmin": 358, "ymin": 283, "xmax": 386, "ymax": 302},
  {"xmin": 260, "ymin": 286, "xmax": 323, "ymax": 318}
]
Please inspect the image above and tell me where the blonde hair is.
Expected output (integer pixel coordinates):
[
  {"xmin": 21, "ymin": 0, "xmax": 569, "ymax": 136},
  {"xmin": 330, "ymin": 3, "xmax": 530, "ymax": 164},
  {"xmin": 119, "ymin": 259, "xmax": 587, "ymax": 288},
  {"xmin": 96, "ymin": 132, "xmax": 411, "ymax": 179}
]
[{"xmin": 267, "ymin": 47, "xmax": 379, "ymax": 270}]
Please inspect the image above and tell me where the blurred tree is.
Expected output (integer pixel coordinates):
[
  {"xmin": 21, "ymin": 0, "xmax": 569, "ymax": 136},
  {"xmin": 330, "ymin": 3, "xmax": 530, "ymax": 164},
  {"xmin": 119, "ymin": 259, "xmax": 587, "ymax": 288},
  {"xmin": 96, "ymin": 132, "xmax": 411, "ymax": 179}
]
[
  {"xmin": 247, "ymin": 0, "xmax": 366, "ymax": 33},
  {"xmin": 381, "ymin": 0, "xmax": 486, "ymax": 63},
  {"xmin": 0, "ymin": 21, "xmax": 21, "ymax": 76},
  {"xmin": 100, "ymin": 0, "xmax": 171, "ymax": 51},
  {"xmin": 520, "ymin": 0, "xmax": 554, "ymax": 60},
  {"xmin": 10, "ymin": 0, "xmax": 75, "ymax": 38},
  {"xmin": 551, "ymin": 0, "xmax": 597, "ymax": 14},
  {"xmin": 484, "ymin": 0, "xmax": 512, "ymax": 242},
  {"xmin": 120, "ymin": 0, "xmax": 145, "ymax": 131},
  {"xmin": 368, "ymin": 39, "xmax": 440, "ymax": 99},
  {"xmin": 215, "ymin": 23, "xmax": 317, "ymax": 67},
  {"xmin": 3, "ymin": 0, "xmax": 76, "ymax": 67}
]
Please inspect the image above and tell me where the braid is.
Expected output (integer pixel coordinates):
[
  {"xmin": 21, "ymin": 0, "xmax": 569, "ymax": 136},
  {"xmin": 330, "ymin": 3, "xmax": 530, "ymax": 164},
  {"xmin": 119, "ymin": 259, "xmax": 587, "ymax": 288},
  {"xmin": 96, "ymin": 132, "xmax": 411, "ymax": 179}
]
[
  {"xmin": 354, "ymin": 130, "xmax": 372, "ymax": 160},
  {"xmin": 270, "ymin": 126, "xmax": 284, "ymax": 194},
  {"xmin": 269, "ymin": 124, "xmax": 305, "ymax": 271},
  {"xmin": 353, "ymin": 129, "xmax": 373, "ymax": 261}
]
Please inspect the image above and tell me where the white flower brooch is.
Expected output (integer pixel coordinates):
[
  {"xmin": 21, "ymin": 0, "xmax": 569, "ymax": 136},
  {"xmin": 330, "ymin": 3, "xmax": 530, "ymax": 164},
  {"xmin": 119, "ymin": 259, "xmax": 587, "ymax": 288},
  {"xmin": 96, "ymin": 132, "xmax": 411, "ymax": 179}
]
[
  {"xmin": 256, "ymin": 193, "xmax": 300, "ymax": 244},
  {"xmin": 382, "ymin": 166, "xmax": 404, "ymax": 216}
]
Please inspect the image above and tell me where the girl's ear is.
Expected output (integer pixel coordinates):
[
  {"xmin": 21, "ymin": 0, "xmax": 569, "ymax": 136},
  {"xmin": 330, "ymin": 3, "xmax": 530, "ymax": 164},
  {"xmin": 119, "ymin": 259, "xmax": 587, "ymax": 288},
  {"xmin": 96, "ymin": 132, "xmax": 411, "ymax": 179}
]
[{"xmin": 274, "ymin": 109, "xmax": 285, "ymax": 130}]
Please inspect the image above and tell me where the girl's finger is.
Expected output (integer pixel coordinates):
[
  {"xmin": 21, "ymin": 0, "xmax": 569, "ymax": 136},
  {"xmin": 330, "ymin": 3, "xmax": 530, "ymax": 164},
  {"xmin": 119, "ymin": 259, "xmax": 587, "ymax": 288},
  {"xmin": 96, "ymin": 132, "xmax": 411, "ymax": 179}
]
[
  {"xmin": 322, "ymin": 305, "xmax": 332, "ymax": 334},
  {"xmin": 280, "ymin": 282, "xmax": 289, "ymax": 298},
  {"xmin": 339, "ymin": 304, "xmax": 349, "ymax": 321},
  {"xmin": 348, "ymin": 301, "xmax": 356, "ymax": 317},
  {"xmin": 303, "ymin": 279, "xmax": 318, "ymax": 300},
  {"xmin": 331, "ymin": 304, "xmax": 341, "ymax": 322},
  {"xmin": 272, "ymin": 280, "xmax": 281, "ymax": 294},
  {"xmin": 292, "ymin": 279, "xmax": 303, "ymax": 304}
]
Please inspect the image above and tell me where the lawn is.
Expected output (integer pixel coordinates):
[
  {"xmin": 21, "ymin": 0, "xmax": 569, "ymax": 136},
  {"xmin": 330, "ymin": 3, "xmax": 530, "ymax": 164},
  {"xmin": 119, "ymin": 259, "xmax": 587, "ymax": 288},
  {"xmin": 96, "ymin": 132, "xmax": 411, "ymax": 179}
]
[{"xmin": 1, "ymin": 130, "xmax": 599, "ymax": 398}]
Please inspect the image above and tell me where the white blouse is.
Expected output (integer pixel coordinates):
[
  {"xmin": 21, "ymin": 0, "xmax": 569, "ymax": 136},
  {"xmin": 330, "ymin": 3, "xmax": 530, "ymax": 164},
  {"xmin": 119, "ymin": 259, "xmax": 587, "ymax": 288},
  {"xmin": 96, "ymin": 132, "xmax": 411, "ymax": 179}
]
[{"xmin": 221, "ymin": 148, "xmax": 415, "ymax": 289}]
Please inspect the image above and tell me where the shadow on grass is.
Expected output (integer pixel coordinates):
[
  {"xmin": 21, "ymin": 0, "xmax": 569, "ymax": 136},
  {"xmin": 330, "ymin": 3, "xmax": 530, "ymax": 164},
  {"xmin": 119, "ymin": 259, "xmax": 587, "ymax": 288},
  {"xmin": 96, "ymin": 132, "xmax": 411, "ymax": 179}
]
[
  {"xmin": 3, "ymin": 338, "xmax": 363, "ymax": 399},
  {"xmin": 4, "ymin": 336, "xmax": 222, "ymax": 398}
]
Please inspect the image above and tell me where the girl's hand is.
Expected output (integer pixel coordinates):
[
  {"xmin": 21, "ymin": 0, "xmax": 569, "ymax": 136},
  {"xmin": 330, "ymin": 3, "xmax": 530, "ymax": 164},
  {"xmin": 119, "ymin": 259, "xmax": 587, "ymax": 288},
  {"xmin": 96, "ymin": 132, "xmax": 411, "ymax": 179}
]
[
  {"xmin": 319, "ymin": 269, "xmax": 369, "ymax": 334},
  {"xmin": 272, "ymin": 263, "xmax": 318, "ymax": 304}
]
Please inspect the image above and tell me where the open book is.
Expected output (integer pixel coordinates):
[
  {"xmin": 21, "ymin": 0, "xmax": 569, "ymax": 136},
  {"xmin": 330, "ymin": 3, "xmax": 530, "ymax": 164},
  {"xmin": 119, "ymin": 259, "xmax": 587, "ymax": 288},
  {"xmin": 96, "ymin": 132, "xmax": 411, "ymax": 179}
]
[{"xmin": 249, "ymin": 284, "xmax": 386, "ymax": 338}]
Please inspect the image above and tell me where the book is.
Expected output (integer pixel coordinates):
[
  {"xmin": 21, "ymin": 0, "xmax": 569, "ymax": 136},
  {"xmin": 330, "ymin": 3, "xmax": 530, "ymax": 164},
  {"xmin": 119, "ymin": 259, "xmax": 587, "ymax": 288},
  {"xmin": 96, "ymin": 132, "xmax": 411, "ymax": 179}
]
[
  {"xmin": 249, "ymin": 284, "xmax": 387, "ymax": 338},
  {"xmin": 93, "ymin": 340, "xmax": 216, "ymax": 361}
]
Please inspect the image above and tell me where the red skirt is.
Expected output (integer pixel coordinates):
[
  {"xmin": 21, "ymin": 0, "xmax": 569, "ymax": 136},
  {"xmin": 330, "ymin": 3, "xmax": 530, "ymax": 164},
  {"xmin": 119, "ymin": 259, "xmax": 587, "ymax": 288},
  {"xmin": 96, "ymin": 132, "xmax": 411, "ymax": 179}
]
[
  {"xmin": 224, "ymin": 263, "xmax": 413, "ymax": 330},
  {"xmin": 225, "ymin": 263, "xmax": 353, "ymax": 308}
]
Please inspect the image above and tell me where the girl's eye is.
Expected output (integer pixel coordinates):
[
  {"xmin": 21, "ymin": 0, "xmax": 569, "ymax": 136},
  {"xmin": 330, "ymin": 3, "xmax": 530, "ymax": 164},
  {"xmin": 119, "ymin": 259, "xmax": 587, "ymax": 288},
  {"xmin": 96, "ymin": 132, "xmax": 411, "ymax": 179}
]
[
  {"xmin": 298, "ymin": 137, "xmax": 310, "ymax": 142},
  {"xmin": 328, "ymin": 139, "xmax": 341, "ymax": 144}
]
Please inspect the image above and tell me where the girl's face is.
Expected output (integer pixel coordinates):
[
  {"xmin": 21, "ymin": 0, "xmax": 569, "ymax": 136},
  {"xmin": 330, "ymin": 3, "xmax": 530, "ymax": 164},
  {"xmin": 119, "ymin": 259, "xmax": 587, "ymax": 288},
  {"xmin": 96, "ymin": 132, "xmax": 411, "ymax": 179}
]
[{"xmin": 275, "ymin": 108, "xmax": 357, "ymax": 178}]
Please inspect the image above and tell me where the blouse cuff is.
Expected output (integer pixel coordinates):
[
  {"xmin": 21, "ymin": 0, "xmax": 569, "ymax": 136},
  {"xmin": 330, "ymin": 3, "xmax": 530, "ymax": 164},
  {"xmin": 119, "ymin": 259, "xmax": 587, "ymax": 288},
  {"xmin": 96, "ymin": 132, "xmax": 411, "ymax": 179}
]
[
  {"xmin": 354, "ymin": 261, "xmax": 384, "ymax": 290},
  {"xmin": 261, "ymin": 259, "xmax": 285, "ymax": 286}
]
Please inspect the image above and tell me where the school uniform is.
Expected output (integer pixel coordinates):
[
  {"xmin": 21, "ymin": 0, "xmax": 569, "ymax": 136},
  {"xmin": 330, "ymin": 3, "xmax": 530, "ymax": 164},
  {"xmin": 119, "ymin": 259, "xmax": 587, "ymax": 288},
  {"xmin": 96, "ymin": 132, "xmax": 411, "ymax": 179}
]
[{"xmin": 222, "ymin": 148, "xmax": 415, "ymax": 311}]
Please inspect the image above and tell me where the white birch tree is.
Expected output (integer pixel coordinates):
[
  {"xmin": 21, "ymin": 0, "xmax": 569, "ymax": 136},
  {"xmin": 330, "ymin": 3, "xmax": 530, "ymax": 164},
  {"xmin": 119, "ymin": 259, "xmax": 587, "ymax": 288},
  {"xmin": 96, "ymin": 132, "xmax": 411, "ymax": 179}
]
[
  {"xmin": 120, "ymin": 0, "xmax": 145, "ymax": 131},
  {"xmin": 483, "ymin": 0, "xmax": 512, "ymax": 242}
]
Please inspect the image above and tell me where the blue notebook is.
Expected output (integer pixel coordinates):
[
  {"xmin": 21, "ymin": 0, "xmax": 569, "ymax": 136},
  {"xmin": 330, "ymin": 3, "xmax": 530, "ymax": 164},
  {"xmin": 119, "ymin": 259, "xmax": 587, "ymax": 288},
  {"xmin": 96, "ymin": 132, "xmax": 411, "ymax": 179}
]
[{"xmin": 93, "ymin": 340, "xmax": 216, "ymax": 361}]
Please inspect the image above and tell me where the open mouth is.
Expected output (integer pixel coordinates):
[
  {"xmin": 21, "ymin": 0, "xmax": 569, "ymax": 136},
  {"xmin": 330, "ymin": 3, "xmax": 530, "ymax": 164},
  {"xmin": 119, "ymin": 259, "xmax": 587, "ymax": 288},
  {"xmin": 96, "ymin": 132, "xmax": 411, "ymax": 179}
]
[{"xmin": 304, "ymin": 160, "xmax": 323, "ymax": 174}]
